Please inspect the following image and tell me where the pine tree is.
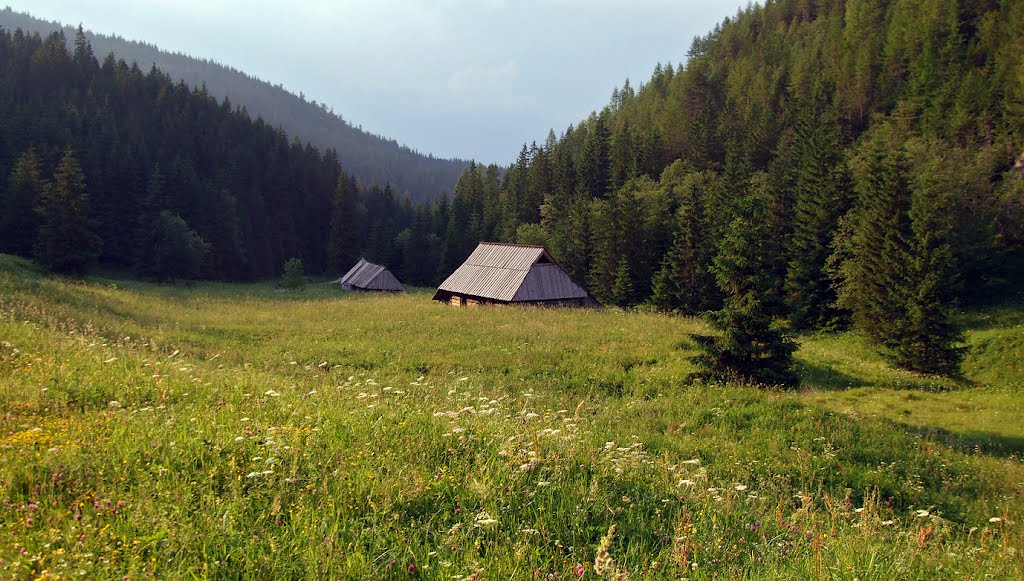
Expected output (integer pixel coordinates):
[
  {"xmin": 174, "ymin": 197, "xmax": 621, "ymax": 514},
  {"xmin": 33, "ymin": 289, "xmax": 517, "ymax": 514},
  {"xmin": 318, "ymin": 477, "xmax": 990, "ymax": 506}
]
[
  {"xmin": 689, "ymin": 195, "xmax": 799, "ymax": 387},
  {"xmin": 784, "ymin": 89, "xmax": 849, "ymax": 330},
  {"xmin": 832, "ymin": 123, "xmax": 965, "ymax": 375},
  {"xmin": 831, "ymin": 120, "xmax": 913, "ymax": 344},
  {"xmin": 132, "ymin": 165, "xmax": 166, "ymax": 279},
  {"xmin": 152, "ymin": 211, "xmax": 210, "ymax": 283},
  {"xmin": 1, "ymin": 148, "xmax": 43, "ymax": 256},
  {"xmin": 650, "ymin": 168, "xmax": 720, "ymax": 314},
  {"xmin": 327, "ymin": 173, "xmax": 360, "ymax": 275},
  {"xmin": 611, "ymin": 256, "xmax": 636, "ymax": 307},
  {"xmin": 34, "ymin": 149, "xmax": 101, "ymax": 276},
  {"xmin": 280, "ymin": 257, "xmax": 305, "ymax": 290}
]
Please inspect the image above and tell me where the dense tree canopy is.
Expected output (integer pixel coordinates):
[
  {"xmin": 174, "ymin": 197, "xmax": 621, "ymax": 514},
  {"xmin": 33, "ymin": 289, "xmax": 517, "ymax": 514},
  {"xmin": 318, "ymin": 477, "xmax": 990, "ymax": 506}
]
[{"xmin": 2, "ymin": 0, "xmax": 1023, "ymax": 375}]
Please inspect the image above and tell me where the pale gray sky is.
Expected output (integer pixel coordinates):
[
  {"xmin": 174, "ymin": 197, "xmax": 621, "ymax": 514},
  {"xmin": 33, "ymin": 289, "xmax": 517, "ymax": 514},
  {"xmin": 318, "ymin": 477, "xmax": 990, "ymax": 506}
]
[{"xmin": 8, "ymin": 0, "xmax": 745, "ymax": 164}]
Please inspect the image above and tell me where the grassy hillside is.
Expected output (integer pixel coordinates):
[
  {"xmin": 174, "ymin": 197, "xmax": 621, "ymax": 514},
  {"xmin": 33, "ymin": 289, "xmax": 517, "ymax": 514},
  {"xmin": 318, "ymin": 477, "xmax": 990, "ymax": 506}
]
[{"xmin": 0, "ymin": 254, "xmax": 1021, "ymax": 578}]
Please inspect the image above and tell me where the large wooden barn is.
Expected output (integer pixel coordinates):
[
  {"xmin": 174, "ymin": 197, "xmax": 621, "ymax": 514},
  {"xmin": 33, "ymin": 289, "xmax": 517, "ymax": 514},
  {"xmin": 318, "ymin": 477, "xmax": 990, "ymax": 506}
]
[
  {"xmin": 433, "ymin": 242, "xmax": 596, "ymax": 307},
  {"xmin": 332, "ymin": 258, "xmax": 405, "ymax": 292}
]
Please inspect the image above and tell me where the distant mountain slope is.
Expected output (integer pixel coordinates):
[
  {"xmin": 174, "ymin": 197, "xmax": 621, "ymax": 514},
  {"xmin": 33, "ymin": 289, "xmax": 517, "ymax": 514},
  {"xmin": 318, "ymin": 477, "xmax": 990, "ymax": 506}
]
[{"xmin": 0, "ymin": 7, "xmax": 467, "ymax": 201}]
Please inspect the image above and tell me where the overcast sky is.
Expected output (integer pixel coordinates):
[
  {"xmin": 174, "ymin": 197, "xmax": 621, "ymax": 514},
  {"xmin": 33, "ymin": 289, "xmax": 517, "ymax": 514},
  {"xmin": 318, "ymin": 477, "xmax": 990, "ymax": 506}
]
[{"xmin": 8, "ymin": 1, "xmax": 745, "ymax": 165}]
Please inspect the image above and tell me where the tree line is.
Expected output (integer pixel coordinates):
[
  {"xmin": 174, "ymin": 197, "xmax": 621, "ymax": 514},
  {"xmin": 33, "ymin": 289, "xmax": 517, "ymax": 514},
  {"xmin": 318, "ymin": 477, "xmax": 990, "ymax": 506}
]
[
  {"xmin": 3, "ymin": 0, "xmax": 1024, "ymax": 379},
  {"xmin": 471, "ymin": 0, "xmax": 1024, "ymax": 378},
  {"xmin": 0, "ymin": 7, "xmax": 469, "ymax": 202}
]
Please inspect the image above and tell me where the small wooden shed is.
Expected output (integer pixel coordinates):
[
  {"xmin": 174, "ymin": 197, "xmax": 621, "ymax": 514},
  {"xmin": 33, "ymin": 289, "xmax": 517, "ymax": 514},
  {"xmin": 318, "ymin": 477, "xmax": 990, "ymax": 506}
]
[
  {"xmin": 433, "ymin": 242, "xmax": 597, "ymax": 307},
  {"xmin": 332, "ymin": 258, "xmax": 405, "ymax": 292}
]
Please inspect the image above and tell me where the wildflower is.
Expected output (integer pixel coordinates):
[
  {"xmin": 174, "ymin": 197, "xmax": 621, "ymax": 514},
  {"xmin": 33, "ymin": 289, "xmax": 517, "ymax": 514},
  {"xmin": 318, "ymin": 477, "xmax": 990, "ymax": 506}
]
[
  {"xmin": 989, "ymin": 517, "xmax": 1002, "ymax": 523},
  {"xmin": 916, "ymin": 510, "xmax": 930, "ymax": 518},
  {"xmin": 537, "ymin": 481, "xmax": 550, "ymax": 487},
  {"xmin": 734, "ymin": 484, "xmax": 748, "ymax": 492},
  {"xmin": 678, "ymin": 479, "xmax": 696, "ymax": 487},
  {"xmin": 452, "ymin": 427, "xmax": 467, "ymax": 434},
  {"xmin": 108, "ymin": 400, "xmax": 122, "ymax": 409},
  {"xmin": 475, "ymin": 511, "xmax": 498, "ymax": 526}
]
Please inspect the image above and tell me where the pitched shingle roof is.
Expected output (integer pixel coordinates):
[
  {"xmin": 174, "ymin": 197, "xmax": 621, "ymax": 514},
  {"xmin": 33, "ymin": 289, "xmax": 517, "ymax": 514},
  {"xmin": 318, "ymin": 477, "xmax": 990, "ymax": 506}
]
[
  {"xmin": 435, "ymin": 243, "xmax": 589, "ymax": 302},
  {"xmin": 335, "ymin": 258, "xmax": 404, "ymax": 291}
]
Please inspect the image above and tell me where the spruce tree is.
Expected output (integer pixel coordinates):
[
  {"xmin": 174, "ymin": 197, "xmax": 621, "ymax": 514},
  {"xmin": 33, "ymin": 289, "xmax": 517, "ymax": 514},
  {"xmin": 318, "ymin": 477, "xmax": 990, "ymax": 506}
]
[
  {"xmin": 689, "ymin": 194, "xmax": 798, "ymax": 387},
  {"xmin": 611, "ymin": 256, "xmax": 636, "ymax": 307},
  {"xmin": 34, "ymin": 149, "xmax": 101, "ymax": 276},
  {"xmin": 1, "ymin": 148, "xmax": 43, "ymax": 256},
  {"xmin": 833, "ymin": 124, "xmax": 965, "ymax": 375},
  {"xmin": 784, "ymin": 90, "xmax": 849, "ymax": 330},
  {"xmin": 327, "ymin": 173, "xmax": 360, "ymax": 275},
  {"xmin": 152, "ymin": 211, "xmax": 210, "ymax": 283},
  {"xmin": 650, "ymin": 169, "xmax": 720, "ymax": 314}
]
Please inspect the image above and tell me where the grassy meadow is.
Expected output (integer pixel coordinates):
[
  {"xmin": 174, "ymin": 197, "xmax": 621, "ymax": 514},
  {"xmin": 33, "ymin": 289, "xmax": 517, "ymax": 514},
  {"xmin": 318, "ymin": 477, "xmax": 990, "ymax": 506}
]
[{"xmin": 0, "ymin": 254, "xmax": 1022, "ymax": 579}]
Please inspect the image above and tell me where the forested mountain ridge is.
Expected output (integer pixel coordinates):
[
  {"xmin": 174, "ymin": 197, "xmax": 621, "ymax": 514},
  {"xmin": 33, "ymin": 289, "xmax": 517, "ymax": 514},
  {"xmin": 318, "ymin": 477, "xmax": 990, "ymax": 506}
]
[
  {"xmin": 471, "ymin": 0, "xmax": 1024, "ymax": 309},
  {"xmin": 0, "ymin": 7, "xmax": 468, "ymax": 201},
  {"xmin": 0, "ymin": 26, "xmax": 430, "ymax": 281},
  {"xmin": 429, "ymin": 0, "xmax": 1024, "ymax": 375}
]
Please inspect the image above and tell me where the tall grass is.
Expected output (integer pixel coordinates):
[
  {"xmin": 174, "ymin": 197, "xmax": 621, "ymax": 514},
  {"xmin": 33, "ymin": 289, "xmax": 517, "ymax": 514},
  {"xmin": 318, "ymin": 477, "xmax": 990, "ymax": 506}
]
[{"xmin": 1, "ymin": 254, "xmax": 1021, "ymax": 578}]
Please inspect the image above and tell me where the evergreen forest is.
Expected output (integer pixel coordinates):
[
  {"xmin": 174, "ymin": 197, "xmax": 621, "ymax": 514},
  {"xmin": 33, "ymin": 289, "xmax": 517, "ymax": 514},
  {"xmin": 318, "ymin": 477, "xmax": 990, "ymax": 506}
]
[
  {"xmin": 0, "ymin": 7, "xmax": 469, "ymax": 202},
  {"xmin": 2, "ymin": 0, "xmax": 1023, "ymax": 375}
]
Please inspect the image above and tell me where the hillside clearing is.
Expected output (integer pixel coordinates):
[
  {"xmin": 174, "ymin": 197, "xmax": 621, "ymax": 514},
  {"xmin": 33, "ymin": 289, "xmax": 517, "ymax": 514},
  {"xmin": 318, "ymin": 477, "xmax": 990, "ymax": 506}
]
[{"xmin": 1, "ymin": 255, "xmax": 1021, "ymax": 579}]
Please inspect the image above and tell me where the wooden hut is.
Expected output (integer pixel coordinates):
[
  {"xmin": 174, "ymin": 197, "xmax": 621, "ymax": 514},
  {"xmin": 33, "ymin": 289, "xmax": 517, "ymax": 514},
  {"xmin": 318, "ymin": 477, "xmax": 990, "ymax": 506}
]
[
  {"xmin": 433, "ymin": 242, "xmax": 597, "ymax": 307},
  {"xmin": 332, "ymin": 258, "xmax": 405, "ymax": 292}
]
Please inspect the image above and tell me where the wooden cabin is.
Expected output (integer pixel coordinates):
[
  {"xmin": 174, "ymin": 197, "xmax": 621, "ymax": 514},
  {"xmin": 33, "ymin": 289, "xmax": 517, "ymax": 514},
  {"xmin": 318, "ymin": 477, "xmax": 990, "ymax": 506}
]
[
  {"xmin": 433, "ymin": 242, "xmax": 597, "ymax": 307},
  {"xmin": 332, "ymin": 258, "xmax": 405, "ymax": 292}
]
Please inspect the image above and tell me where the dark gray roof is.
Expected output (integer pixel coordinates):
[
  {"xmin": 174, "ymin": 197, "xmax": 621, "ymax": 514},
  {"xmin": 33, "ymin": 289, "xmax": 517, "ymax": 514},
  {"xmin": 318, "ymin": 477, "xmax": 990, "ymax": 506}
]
[
  {"xmin": 434, "ymin": 243, "xmax": 589, "ymax": 302},
  {"xmin": 334, "ymin": 258, "xmax": 404, "ymax": 291}
]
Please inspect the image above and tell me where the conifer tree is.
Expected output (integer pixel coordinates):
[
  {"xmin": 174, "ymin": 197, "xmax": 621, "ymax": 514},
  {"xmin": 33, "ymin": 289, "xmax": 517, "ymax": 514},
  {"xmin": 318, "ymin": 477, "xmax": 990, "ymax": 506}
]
[
  {"xmin": 1, "ymin": 148, "xmax": 43, "ymax": 256},
  {"xmin": 650, "ymin": 168, "xmax": 721, "ymax": 314},
  {"xmin": 34, "ymin": 149, "xmax": 101, "ymax": 276},
  {"xmin": 611, "ymin": 256, "xmax": 636, "ymax": 307},
  {"xmin": 689, "ymin": 195, "xmax": 798, "ymax": 387},
  {"xmin": 833, "ymin": 123, "xmax": 965, "ymax": 375},
  {"xmin": 327, "ymin": 173, "xmax": 360, "ymax": 275},
  {"xmin": 784, "ymin": 90, "xmax": 849, "ymax": 330},
  {"xmin": 152, "ymin": 210, "xmax": 210, "ymax": 283},
  {"xmin": 890, "ymin": 148, "xmax": 965, "ymax": 374}
]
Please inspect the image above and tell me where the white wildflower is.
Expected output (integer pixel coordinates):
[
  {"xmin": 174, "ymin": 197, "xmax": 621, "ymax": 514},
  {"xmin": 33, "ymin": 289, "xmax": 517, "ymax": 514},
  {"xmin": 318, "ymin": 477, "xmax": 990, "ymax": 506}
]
[{"xmin": 475, "ymin": 511, "xmax": 498, "ymax": 526}]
